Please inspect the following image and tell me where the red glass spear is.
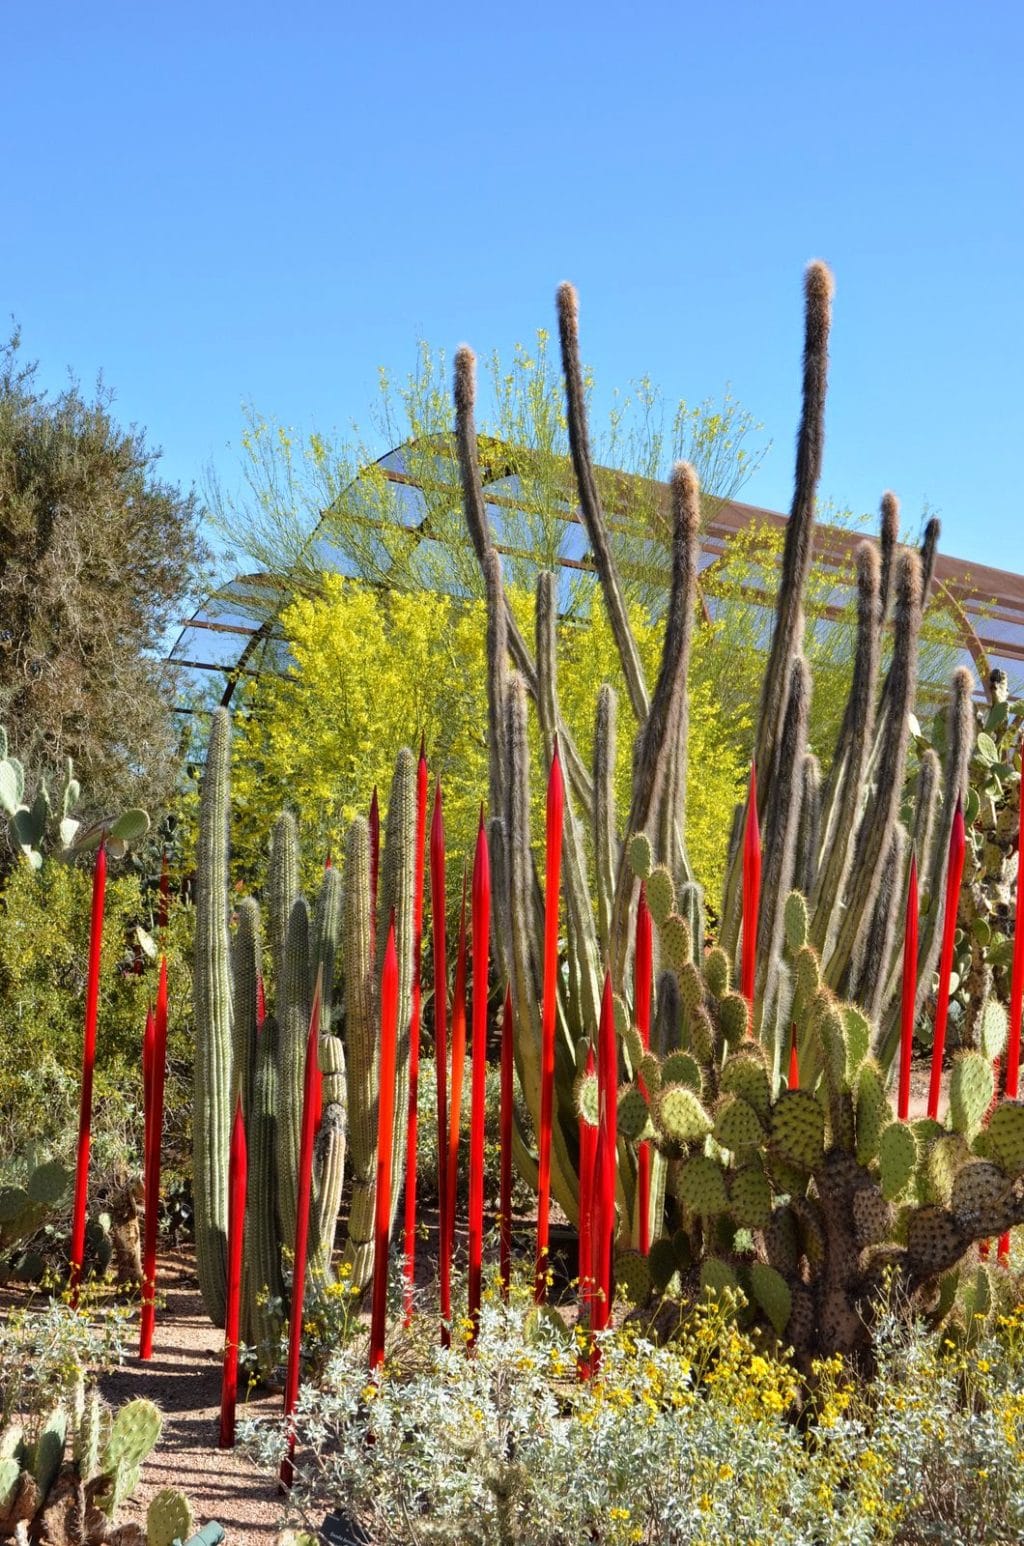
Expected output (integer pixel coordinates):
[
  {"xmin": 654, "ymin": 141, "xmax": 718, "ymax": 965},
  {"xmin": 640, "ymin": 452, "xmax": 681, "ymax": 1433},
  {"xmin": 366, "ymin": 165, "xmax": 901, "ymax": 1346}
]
[
  {"xmin": 70, "ymin": 841, "xmax": 108, "ymax": 1306},
  {"xmin": 634, "ymin": 883, "xmax": 653, "ymax": 1254},
  {"xmin": 741, "ymin": 764, "xmax": 761, "ymax": 1028},
  {"xmin": 139, "ymin": 957, "xmax": 169, "ymax": 1359},
  {"xmin": 499, "ymin": 985, "xmax": 514, "ymax": 1301},
  {"xmin": 280, "ymin": 969, "xmax": 323, "ymax": 1489},
  {"xmin": 443, "ymin": 875, "xmax": 468, "ymax": 1346},
  {"xmin": 591, "ymin": 971, "xmax": 618, "ymax": 1338},
  {"xmin": 928, "ymin": 799, "xmax": 967, "ymax": 1121},
  {"xmin": 402, "ymin": 738, "xmax": 429, "ymax": 1325},
  {"xmin": 577, "ymin": 1044, "xmax": 597, "ymax": 1340},
  {"xmin": 142, "ymin": 1005, "xmax": 155, "ymax": 1198},
  {"xmin": 369, "ymin": 924, "xmax": 399, "ymax": 1372},
  {"xmin": 467, "ymin": 813, "xmax": 490, "ymax": 1348},
  {"xmin": 535, "ymin": 741, "xmax": 564, "ymax": 1302},
  {"xmin": 999, "ymin": 737, "xmax": 1024, "ymax": 1262},
  {"xmin": 430, "ymin": 780, "xmax": 450, "ymax": 1341},
  {"xmin": 219, "ymin": 1098, "xmax": 248, "ymax": 1448},
  {"xmin": 897, "ymin": 854, "xmax": 919, "ymax": 1121},
  {"xmin": 787, "ymin": 1022, "xmax": 800, "ymax": 1090}
]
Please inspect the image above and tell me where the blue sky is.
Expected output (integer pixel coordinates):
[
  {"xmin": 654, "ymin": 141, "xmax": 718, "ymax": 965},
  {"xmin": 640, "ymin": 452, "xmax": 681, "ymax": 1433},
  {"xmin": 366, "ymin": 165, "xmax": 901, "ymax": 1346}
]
[{"xmin": 4, "ymin": 0, "xmax": 1022, "ymax": 578}]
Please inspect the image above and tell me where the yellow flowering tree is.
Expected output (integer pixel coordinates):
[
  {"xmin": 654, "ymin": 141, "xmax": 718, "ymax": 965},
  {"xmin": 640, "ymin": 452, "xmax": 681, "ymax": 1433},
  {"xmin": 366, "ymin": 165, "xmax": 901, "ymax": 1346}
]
[{"xmin": 230, "ymin": 576, "xmax": 746, "ymax": 902}]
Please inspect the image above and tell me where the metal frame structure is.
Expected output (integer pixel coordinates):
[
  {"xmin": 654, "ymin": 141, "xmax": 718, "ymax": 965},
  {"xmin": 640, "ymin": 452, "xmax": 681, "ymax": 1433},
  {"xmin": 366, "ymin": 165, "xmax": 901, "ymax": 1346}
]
[{"xmin": 168, "ymin": 439, "xmax": 1024, "ymax": 713}]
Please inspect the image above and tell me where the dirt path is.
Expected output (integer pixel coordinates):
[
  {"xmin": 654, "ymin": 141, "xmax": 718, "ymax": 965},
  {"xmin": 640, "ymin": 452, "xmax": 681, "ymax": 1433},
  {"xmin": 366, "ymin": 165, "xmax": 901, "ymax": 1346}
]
[{"xmin": 100, "ymin": 1251, "xmax": 284, "ymax": 1545}]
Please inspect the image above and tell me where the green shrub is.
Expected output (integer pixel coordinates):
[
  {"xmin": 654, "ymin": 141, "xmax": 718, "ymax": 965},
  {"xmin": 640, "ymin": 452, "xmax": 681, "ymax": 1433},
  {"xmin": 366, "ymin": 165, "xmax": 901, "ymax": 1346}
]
[
  {"xmin": 0, "ymin": 860, "xmax": 194, "ymax": 1172},
  {"xmin": 243, "ymin": 1286, "xmax": 1024, "ymax": 1545}
]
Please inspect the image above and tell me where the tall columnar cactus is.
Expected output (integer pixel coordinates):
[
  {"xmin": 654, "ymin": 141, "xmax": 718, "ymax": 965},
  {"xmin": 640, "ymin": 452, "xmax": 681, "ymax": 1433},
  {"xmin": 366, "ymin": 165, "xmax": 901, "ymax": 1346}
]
[
  {"xmin": 192, "ymin": 713, "xmax": 420, "ymax": 1357},
  {"xmin": 193, "ymin": 705, "xmax": 234, "ymax": 1327},
  {"xmin": 455, "ymin": 263, "xmax": 980, "ymax": 1242}
]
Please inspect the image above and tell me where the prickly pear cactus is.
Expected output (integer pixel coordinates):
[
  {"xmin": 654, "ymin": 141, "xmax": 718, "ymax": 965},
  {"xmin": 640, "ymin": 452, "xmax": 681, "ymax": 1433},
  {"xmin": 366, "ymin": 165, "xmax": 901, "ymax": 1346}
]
[
  {"xmin": 147, "ymin": 1487, "xmax": 193, "ymax": 1546},
  {"xmin": 601, "ymin": 891, "xmax": 1024, "ymax": 1364}
]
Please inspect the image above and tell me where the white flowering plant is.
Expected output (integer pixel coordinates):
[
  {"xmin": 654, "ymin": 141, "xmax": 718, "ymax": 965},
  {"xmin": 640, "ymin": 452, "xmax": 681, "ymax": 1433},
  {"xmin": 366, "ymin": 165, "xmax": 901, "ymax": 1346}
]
[{"xmin": 239, "ymin": 1266, "xmax": 1024, "ymax": 1546}]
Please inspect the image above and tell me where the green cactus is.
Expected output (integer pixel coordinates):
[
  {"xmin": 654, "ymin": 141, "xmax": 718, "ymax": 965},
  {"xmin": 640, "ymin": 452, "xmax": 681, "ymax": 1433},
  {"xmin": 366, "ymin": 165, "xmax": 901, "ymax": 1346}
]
[
  {"xmin": 192, "ymin": 712, "xmax": 421, "ymax": 1349},
  {"xmin": 277, "ymin": 896, "xmax": 311, "ymax": 1255},
  {"xmin": 0, "ymin": 722, "xmax": 149, "ymax": 868},
  {"xmin": 949, "ymin": 1053, "xmax": 995, "ymax": 1135},
  {"xmin": 147, "ymin": 1487, "xmax": 193, "ymax": 1546},
  {"xmin": 244, "ymin": 1011, "xmax": 285, "ymax": 1372},
  {"xmin": 103, "ymin": 1399, "xmax": 161, "ymax": 1473},
  {"xmin": 613, "ymin": 927, "xmax": 1024, "ymax": 1361},
  {"xmin": 74, "ymin": 1390, "xmax": 104, "ymax": 1482},
  {"xmin": 750, "ymin": 1262, "xmax": 792, "ymax": 1338},
  {"xmin": 193, "ymin": 706, "xmax": 234, "ymax": 1327},
  {"xmin": 31, "ymin": 1406, "xmax": 66, "ymax": 1499}
]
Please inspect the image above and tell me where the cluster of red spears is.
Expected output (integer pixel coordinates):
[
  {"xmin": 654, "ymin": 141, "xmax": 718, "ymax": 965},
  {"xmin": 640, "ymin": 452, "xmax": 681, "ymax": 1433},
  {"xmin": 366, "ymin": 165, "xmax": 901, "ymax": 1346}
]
[{"xmin": 65, "ymin": 737, "xmax": 1024, "ymax": 1490}]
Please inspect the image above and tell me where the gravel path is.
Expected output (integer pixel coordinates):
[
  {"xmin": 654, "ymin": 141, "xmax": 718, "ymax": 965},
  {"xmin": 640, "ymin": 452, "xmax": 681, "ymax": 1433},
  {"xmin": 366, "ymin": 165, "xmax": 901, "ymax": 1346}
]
[{"xmin": 100, "ymin": 1251, "xmax": 284, "ymax": 1545}]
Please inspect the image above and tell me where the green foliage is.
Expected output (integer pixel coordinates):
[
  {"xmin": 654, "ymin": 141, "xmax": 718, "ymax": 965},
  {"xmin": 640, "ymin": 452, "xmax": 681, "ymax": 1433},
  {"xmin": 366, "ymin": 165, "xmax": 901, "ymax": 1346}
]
[
  {"xmin": 229, "ymin": 578, "xmax": 746, "ymax": 902},
  {"xmin": 241, "ymin": 1289, "xmax": 1024, "ymax": 1546},
  {"xmin": 0, "ymin": 859, "xmax": 194, "ymax": 1168},
  {"xmin": 208, "ymin": 332, "xmax": 769, "ymax": 618},
  {"xmin": 0, "ymin": 329, "xmax": 211, "ymax": 823}
]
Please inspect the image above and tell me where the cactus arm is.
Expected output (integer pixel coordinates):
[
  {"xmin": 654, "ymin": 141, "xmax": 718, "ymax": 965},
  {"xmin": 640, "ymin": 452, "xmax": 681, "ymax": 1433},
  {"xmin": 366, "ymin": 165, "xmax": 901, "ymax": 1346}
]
[
  {"xmin": 376, "ymin": 748, "xmax": 417, "ymax": 1231},
  {"xmin": 483, "ymin": 547, "xmax": 510, "ymax": 832},
  {"xmin": 340, "ymin": 817, "xmax": 377, "ymax": 1288},
  {"xmin": 720, "ymin": 263, "xmax": 833, "ymax": 961},
  {"xmin": 652, "ymin": 464, "xmax": 701, "ymax": 888},
  {"xmin": 794, "ymin": 754, "xmax": 822, "ymax": 897},
  {"xmin": 276, "ymin": 897, "xmax": 311, "ymax": 1255},
  {"xmin": 825, "ymin": 551, "xmax": 923, "ymax": 994},
  {"xmin": 810, "ymin": 542, "xmax": 883, "ymax": 946},
  {"xmin": 912, "ymin": 747, "xmax": 942, "ymax": 875},
  {"xmin": 593, "ymin": 684, "xmax": 619, "ymax": 957},
  {"xmin": 268, "ymin": 813, "xmax": 299, "ymax": 994},
  {"xmin": 193, "ymin": 706, "xmax": 233, "ymax": 1327},
  {"xmin": 232, "ymin": 897, "xmax": 262, "ymax": 1123},
  {"xmin": 877, "ymin": 489, "xmax": 900, "ymax": 621},
  {"xmin": 505, "ymin": 674, "xmax": 543, "ymax": 1105},
  {"xmin": 851, "ymin": 825, "xmax": 908, "ymax": 1022},
  {"xmin": 309, "ymin": 1033, "xmax": 347, "ymax": 1285},
  {"xmin": 453, "ymin": 346, "xmax": 539, "ymax": 697},
  {"xmin": 610, "ymin": 463, "xmax": 700, "ymax": 975},
  {"xmin": 536, "ymin": 573, "xmax": 602, "ymax": 1034},
  {"xmin": 556, "ymin": 282, "xmax": 650, "ymax": 723},
  {"xmin": 312, "ymin": 866, "xmax": 343, "ymax": 1035},
  {"xmin": 754, "ymin": 655, "xmax": 811, "ymax": 1058},
  {"xmin": 245, "ymin": 1011, "xmax": 285, "ymax": 1370}
]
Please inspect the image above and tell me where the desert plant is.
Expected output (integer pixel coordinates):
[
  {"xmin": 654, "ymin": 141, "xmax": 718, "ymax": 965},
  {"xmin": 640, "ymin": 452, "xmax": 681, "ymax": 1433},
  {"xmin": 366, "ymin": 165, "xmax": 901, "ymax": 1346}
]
[
  {"xmin": 240, "ymin": 1288, "xmax": 1024, "ymax": 1546},
  {"xmin": 905, "ymin": 669, "xmax": 1023, "ymax": 1053},
  {"xmin": 192, "ymin": 707, "xmax": 419, "ymax": 1365},
  {"xmin": 606, "ymin": 873, "xmax": 1024, "ymax": 1362},
  {"xmin": 0, "ymin": 1381, "xmax": 191, "ymax": 1546},
  {"xmin": 453, "ymin": 266, "xmax": 979, "ymax": 1233}
]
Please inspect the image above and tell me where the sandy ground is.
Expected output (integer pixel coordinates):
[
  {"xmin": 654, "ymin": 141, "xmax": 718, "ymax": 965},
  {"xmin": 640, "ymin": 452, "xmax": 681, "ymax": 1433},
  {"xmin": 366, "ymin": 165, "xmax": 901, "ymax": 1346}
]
[{"xmin": 100, "ymin": 1251, "xmax": 285, "ymax": 1546}]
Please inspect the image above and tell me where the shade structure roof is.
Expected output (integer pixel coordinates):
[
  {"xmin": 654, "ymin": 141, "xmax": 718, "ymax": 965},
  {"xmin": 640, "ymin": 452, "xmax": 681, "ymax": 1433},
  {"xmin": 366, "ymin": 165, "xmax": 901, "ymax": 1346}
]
[{"xmin": 169, "ymin": 439, "xmax": 1024, "ymax": 715}]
